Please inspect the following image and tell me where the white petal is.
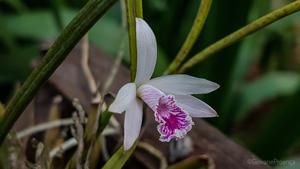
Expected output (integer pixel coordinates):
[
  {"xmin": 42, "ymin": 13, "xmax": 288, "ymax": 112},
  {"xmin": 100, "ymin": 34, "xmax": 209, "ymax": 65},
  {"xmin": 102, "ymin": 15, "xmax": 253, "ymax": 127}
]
[
  {"xmin": 135, "ymin": 18, "xmax": 157, "ymax": 85},
  {"xmin": 146, "ymin": 74, "xmax": 219, "ymax": 95},
  {"xmin": 175, "ymin": 95, "xmax": 218, "ymax": 118},
  {"xmin": 137, "ymin": 84, "xmax": 164, "ymax": 112},
  {"xmin": 108, "ymin": 83, "xmax": 136, "ymax": 113},
  {"xmin": 124, "ymin": 98, "xmax": 143, "ymax": 150}
]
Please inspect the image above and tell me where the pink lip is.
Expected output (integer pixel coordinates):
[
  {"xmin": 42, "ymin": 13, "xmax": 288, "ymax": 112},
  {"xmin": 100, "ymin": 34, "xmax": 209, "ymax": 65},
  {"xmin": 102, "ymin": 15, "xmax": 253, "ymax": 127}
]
[{"xmin": 155, "ymin": 95, "xmax": 194, "ymax": 142}]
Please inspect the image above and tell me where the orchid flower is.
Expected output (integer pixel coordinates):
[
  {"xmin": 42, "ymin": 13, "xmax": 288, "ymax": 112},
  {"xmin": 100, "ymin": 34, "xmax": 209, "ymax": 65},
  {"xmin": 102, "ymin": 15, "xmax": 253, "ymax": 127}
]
[{"xmin": 108, "ymin": 18, "xmax": 219, "ymax": 150}]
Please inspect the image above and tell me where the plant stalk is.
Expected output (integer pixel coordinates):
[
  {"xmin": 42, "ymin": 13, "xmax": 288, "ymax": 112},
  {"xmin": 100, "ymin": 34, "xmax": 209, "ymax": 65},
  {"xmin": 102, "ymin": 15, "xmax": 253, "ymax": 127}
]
[
  {"xmin": 126, "ymin": 0, "xmax": 137, "ymax": 81},
  {"xmin": 135, "ymin": 0, "xmax": 143, "ymax": 18},
  {"xmin": 126, "ymin": 0, "xmax": 143, "ymax": 81},
  {"xmin": 178, "ymin": 0, "xmax": 300, "ymax": 73},
  {"xmin": 166, "ymin": 0, "xmax": 212, "ymax": 74}
]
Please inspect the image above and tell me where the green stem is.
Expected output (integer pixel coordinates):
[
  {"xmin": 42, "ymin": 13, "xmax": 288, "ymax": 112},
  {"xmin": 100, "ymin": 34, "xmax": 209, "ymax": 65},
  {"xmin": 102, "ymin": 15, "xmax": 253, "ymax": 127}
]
[
  {"xmin": 178, "ymin": 0, "xmax": 300, "ymax": 73},
  {"xmin": 0, "ymin": 0, "xmax": 118, "ymax": 145},
  {"xmin": 126, "ymin": 0, "xmax": 143, "ymax": 81},
  {"xmin": 126, "ymin": 0, "xmax": 138, "ymax": 81},
  {"xmin": 166, "ymin": 0, "xmax": 212, "ymax": 74},
  {"xmin": 135, "ymin": 0, "xmax": 143, "ymax": 18}
]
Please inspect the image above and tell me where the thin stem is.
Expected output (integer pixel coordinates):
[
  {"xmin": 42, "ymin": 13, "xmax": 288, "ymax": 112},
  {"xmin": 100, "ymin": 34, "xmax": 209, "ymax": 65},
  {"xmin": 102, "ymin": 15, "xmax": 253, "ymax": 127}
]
[
  {"xmin": 0, "ymin": 0, "xmax": 118, "ymax": 145},
  {"xmin": 178, "ymin": 0, "xmax": 300, "ymax": 73},
  {"xmin": 166, "ymin": 0, "xmax": 212, "ymax": 74},
  {"xmin": 126, "ymin": 0, "xmax": 138, "ymax": 81},
  {"xmin": 135, "ymin": 0, "xmax": 143, "ymax": 18},
  {"xmin": 81, "ymin": 34, "xmax": 102, "ymax": 103},
  {"xmin": 49, "ymin": 138, "xmax": 77, "ymax": 158},
  {"xmin": 126, "ymin": 0, "xmax": 143, "ymax": 81},
  {"xmin": 16, "ymin": 118, "xmax": 75, "ymax": 139}
]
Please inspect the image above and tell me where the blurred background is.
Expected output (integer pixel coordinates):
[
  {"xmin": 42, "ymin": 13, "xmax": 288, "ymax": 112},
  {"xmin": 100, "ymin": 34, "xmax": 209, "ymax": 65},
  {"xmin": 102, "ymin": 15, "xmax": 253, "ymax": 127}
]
[{"xmin": 0, "ymin": 0, "xmax": 300, "ymax": 168}]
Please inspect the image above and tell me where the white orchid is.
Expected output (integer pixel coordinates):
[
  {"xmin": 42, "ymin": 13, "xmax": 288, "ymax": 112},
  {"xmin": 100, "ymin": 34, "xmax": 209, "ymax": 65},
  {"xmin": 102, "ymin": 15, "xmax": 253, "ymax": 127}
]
[{"xmin": 109, "ymin": 18, "xmax": 219, "ymax": 150}]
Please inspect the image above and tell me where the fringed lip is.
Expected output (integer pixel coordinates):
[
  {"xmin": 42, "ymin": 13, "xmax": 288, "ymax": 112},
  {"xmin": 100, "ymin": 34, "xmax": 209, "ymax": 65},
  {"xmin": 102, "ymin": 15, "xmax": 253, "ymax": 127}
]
[{"xmin": 156, "ymin": 95, "xmax": 194, "ymax": 142}]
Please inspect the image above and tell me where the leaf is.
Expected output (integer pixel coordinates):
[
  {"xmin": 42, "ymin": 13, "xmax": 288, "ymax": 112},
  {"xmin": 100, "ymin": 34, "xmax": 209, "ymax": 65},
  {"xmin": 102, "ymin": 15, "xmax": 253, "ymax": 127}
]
[
  {"xmin": 102, "ymin": 143, "xmax": 137, "ymax": 169},
  {"xmin": 251, "ymin": 87, "xmax": 300, "ymax": 160},
  {"xmin": 3, "ymin": 11, "xmax": 58, "ymax": 39},
  {"xmin": 97, "ymin": 110, "xmax": 113, "ymax": 135},
  {"xmin": 236, "ymin": 72, "xmax": 300, "ymax": 122}
]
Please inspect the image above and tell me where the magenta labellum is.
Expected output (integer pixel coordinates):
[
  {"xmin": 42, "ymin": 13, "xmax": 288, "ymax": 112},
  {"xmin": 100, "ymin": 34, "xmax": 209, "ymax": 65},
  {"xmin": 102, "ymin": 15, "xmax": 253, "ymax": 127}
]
[{"xmin": 156, "ymin": 95, "xmax": 193, "ymax": 142}]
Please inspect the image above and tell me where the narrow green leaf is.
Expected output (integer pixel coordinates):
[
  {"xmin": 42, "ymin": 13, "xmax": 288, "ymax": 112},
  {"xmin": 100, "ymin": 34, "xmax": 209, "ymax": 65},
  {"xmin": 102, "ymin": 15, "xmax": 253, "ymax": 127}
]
[
  {"xmin": 102, "ymin": 142, "xmax": 138, "ymax": 169},
  {"xmin": 97, "ymin": 110, "xmax": 113, "ymax": 135}
]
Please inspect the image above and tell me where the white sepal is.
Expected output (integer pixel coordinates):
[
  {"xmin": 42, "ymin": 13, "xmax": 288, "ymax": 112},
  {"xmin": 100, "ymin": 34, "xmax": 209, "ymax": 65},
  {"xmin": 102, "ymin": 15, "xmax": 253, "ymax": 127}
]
[
  {"xmin": 108, "ymin": 83, "xmax": 136, "ymax": 113},
  {"xmin": 135, "ymin": 18, "xmax": 157, "ymax": 85},
  {"xmin": 175, "ymin": 95, "xmax": 218, "ymax": 118},
  {"xmin": 123, "ymin": 98, "xmax": 143, "ymax": 150},
  {"xmin": 146, "ymin": 74, "xmax": 219, "ymax": 95}
]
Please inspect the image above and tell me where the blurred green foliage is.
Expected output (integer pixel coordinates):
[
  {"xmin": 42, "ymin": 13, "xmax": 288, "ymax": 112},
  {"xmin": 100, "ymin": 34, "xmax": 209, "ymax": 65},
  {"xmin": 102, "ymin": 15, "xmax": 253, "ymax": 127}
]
[
  {"xmin": 236, "ymin": 71, "xmax": 300, "ymax": 123},
  {"xmin": 1, "ymin": 0, "xmax": 300, "ymax": 167}
]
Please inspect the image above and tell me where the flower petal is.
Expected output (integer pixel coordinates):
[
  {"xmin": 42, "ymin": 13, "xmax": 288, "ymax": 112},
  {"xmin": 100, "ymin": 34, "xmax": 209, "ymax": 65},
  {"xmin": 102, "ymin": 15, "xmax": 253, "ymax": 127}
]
[
  {"xmin": 108, "ymin": 83, "xmax": 136, "ymax": 113},
  {"xmin": 175, "ymin": 95, "xmax": 218, "ymax": 118},
  {"xmin": 124, "ymin": 98, "xmax": 143, "ymax": 150},
  {"xmin": 156, "ymin": 95, "xmax": 193, "ymax": 142},
  {"xmin": 146, "ymin": 74, "xmax": 220, "ymax": 95},
  {"xmin": 137, "ymin": 84, "xmax": 164, "ymax": 112},
  {"xmin": 135, "ymin": 18, "xmax": 157, "ymax": 85}
]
